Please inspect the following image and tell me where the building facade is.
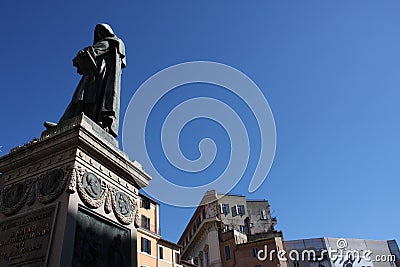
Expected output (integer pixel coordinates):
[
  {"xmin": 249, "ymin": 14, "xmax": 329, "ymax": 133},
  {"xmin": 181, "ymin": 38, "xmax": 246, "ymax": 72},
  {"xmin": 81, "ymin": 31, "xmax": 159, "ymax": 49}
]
[
  {"xmin": 219, "ymin": 229, "xmax": 287, "ymax": 267},
  {"xmin": 178, "ymin": 190, "xmax": 283, "ymax": 267},
  {"xmin": 137, "ymin": 193, "xmax": 182, "ymax": 267}
]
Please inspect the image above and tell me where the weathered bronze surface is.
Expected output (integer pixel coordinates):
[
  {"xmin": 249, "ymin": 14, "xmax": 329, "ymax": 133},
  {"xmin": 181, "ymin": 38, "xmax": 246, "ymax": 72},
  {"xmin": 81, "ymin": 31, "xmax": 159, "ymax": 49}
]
[
  {"xmin": 46, "ymin": 24, "xmax": 126, "ymax": 138},
  {"xmin": 72, "ymin": 207, "xmax": 131, "ymax": 267}
]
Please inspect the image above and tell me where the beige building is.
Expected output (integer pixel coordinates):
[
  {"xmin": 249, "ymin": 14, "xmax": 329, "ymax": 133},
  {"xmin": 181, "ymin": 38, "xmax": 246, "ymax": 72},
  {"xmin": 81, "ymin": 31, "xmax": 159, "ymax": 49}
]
[
  {"xmin": 137, "ymin": 193, "xmax": 182, "ymax": 267},
  {"xmin": 178, "ymin": 190, "xmax": 283, "ymax": 267}
]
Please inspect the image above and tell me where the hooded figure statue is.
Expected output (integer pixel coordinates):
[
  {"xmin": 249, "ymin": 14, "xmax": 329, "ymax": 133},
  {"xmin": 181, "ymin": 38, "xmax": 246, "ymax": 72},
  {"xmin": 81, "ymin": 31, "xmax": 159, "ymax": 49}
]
[{"xmin": 45, "ymin": 23, "xmax": 126, "ymax": 137}]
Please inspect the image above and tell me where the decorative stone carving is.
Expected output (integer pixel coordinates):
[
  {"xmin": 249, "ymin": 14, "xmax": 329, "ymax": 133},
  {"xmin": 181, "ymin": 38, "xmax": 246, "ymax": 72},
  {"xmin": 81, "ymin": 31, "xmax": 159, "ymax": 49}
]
[
  {"xmin": 67, "ymin": 165, "xmax": 82, "ymax": 193},
  {"xmin": 39, "ymin": 169, "xmax": 61, "ymax": 195},
  {"xmin": 115, "ymin": 192, "xmax": 130, "ymax": 215},
  {"xmin": 111, "ymin": 190, "xmax": 134, "ymax": 225},
  {"xmin": 37, "ymin": 168, "xmax": 68, "ymax": 204},
  {"xmin": 105, "ymin": 187, "xmax": 113, "ymax": 214},
  {"xmin": 77, "ymin": 172, "xmax": 107, "ymax": 209},
  {"xmin": 133, "ymin": 200, "xmax": 140, "ymax": 228},
  {"xmin": 1, "ymin": 181, "xmax": 29, "ymax": 216},
  {"xmin": 75, "ymin": 169, "xmax": 138, "ymax": 226},
  {"xmin": 83, "ymin": 173, "xmax": 102, "ymax": 199},
  {"xmin": 26, "ymin": 179, "xmax": 37, "ymax": 206},
  {"xmin": 0, "ymin": 165, "xmax": 72, "ymax": 215}
]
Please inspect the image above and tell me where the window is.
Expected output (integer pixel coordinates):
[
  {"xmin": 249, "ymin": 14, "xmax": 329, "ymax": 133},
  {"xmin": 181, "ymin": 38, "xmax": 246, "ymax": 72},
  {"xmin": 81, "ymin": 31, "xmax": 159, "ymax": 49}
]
[
  {"xmin": 239, "ymin": 225, "xmax": 246, "ymax": 233},
  {"xmin": 232, "ymin": 206, "xmax": 237, "ymax": 216},
  {"xmin": 237, "ymin": 205, "xmax": 245, "ymax": 215},
  {"xmin": 255, "ymin": 265, "xmax": 261, "ymax": 267},
  {"xmin": 159, "ymin": 246, "xmax": 163, "ymax": 259},
  {"xmin": 174, "ymin": 252, "xmax": 180, "ymax": 264},
  {"xmin": 232, "ymin": 204, "xmax": 245, "ymax": 216},
  {"xmin": 220, "ymin": 203, "xmax": 230, "ymax": 215},
  {"xmin": 140, "ymin": 198, "xmax": 150, "ymax": 209},
  {"xmin": 202, "ymin": 209, "xmax": 206, "ymax": 219},
  {"xmin": 260, "ymin": 209, "xmax": 268, "ymax": 219},
  {"xmin": 225, "ymin": 245, "xmax": 231, "ymax": 261},
  {"xmin": 141, "ymin": 215, "xmax": 150, "ymax": 230},
  {"xmin": 141, "ymin": 237, "xmax": 151, "ymax": 254}
]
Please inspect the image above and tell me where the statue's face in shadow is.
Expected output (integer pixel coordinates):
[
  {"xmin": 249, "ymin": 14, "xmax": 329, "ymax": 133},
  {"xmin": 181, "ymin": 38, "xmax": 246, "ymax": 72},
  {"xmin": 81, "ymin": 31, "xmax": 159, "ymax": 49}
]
[
  {"xmin": 96, "ymin": 27, "xmax": 106, "ymax": 41},
  {"xmin": 95, "ymin": 24, "xmax": 113, "ymax": 42}
]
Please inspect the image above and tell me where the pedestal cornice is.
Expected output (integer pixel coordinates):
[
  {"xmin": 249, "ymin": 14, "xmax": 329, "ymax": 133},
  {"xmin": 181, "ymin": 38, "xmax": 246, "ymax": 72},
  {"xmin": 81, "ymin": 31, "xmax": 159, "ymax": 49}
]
[{"xmin": 0, "ymin": 114, "xmax": 151, "ymax": 189}]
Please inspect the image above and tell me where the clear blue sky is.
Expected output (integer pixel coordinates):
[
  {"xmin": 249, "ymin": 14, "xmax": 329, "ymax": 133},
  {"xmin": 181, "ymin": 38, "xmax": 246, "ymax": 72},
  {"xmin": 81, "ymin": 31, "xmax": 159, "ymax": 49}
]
[{"xmin": 1, "ymin": 1, "xmax": 399, "ymax": 244}]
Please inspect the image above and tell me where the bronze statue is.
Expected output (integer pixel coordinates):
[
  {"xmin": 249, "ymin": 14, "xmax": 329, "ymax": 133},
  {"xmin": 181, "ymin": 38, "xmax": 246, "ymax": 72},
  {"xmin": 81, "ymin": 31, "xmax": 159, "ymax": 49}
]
[{"xmin": 45, "ymin": 24, "xmax": 126, "ymax": 137}]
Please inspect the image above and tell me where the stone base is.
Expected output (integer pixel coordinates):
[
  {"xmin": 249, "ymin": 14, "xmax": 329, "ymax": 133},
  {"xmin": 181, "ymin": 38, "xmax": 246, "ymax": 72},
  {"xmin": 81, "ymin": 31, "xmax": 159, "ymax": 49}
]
[{"xmin": 0, "ymin": 114, "xmax": 151, "ymax": 267}]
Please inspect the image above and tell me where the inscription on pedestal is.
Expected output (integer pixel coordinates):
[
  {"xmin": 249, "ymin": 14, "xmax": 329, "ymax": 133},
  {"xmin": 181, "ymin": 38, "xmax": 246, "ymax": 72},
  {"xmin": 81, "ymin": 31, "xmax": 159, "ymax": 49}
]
[
  {"xmin": 0, "ymin": 205, "xmax": 57, "ymax": 266},
  {"xmin": 72, "ymin": 207, "xmax": 131, "ymax": 267}
]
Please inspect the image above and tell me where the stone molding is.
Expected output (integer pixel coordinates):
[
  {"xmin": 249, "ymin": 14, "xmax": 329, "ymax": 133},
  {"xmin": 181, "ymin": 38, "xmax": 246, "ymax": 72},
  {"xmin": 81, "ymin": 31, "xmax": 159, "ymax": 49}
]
[
  {"xmin": 0, "ymin": 114, "xmax": 151, "ymax": 190},
  {"xmin": 74, "ymin": 166, "xmax": 139, "ymax": 226}
]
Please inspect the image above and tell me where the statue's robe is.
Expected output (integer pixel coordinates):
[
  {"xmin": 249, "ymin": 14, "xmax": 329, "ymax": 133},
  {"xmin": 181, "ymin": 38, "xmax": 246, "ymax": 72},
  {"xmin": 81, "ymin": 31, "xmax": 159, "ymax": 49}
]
[{"xmin": 60, "ymin": 35, "xmax": 126, "ymax": 138}]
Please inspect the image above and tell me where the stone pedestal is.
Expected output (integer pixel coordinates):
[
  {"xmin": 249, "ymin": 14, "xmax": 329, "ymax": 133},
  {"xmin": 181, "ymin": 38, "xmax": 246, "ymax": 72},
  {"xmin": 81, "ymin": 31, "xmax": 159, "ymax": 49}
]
[{"xmin": 0, "ymin": 114, "xmax": 151, "ymax": 267}]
